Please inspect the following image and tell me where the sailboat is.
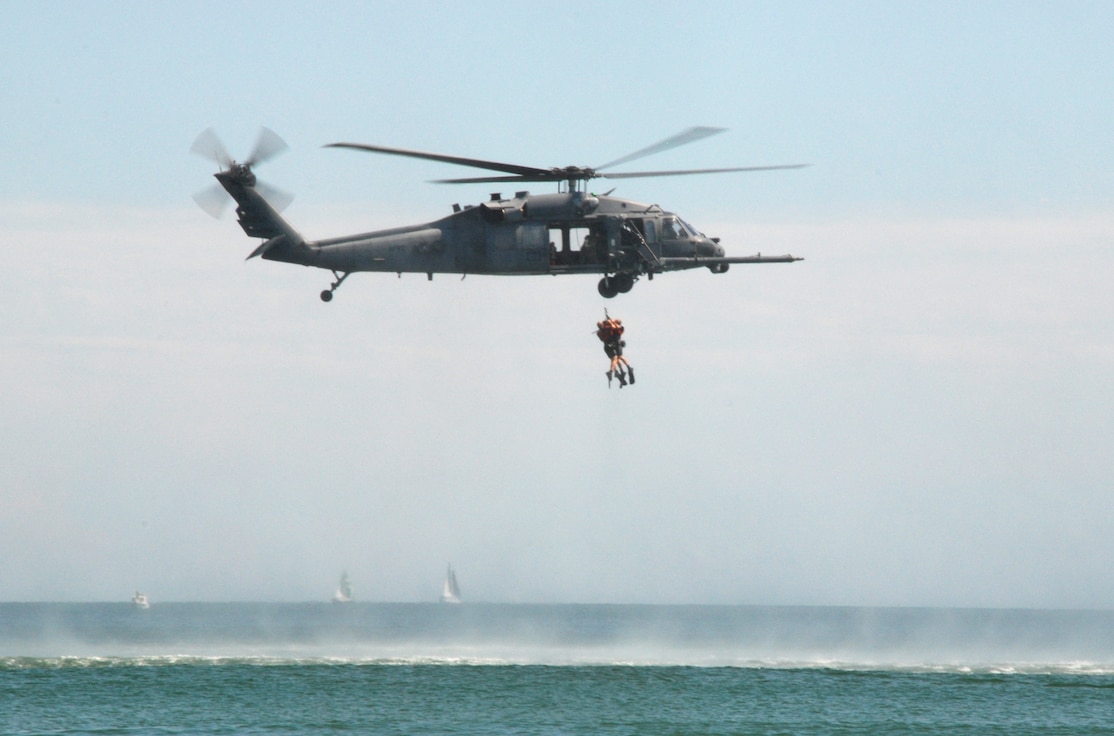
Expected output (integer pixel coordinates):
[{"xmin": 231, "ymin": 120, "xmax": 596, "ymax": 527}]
[
  {"xmin": 440, "ymin": 564, "xmax": 461, "ymax": 604},
  {"xmin": 332, "ymin": 571, "xmax": 353, "ymax": 603},
  {"xmin": 131, "ymin": 591, "xmax": 150, "ymax": 609}
]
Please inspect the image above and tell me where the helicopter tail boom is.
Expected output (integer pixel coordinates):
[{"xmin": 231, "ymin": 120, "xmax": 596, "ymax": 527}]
[{"xmin": 213, "ymin": 171, "xmax": 310, "ymax": 263}]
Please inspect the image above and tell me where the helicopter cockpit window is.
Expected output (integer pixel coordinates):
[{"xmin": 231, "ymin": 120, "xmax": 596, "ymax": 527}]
[
  {"xmin": 662, "ymin": 217, "xmax": 688, "ymax": 240},
  {"xmin": 680, "ymin": 218, "xmax": 703, "ymax": 237}
]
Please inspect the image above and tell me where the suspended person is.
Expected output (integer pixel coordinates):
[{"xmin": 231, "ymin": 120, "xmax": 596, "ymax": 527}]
[{"xmin": 596, "ymin": 314, "xmax": 634, "ymax": 388}]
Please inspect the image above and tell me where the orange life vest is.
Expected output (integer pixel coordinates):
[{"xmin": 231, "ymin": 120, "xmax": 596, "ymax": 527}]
[{"xmin": 597, "ymin": 320, "xmax": 623, "ymax": 343}]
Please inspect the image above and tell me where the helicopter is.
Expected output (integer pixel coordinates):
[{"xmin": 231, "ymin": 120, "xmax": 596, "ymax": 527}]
[{"xmin": 192, "ymin": 126, "xmax": 805, "ymax": 301}]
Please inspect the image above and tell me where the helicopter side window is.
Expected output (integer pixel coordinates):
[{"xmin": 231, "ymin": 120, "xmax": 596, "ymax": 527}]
[{"xmin": 580, "ymin": 225, "xmax": 606, "ymax": 264}]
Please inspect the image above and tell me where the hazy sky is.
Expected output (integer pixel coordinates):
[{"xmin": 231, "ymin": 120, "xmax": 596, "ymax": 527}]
[{"xmin": 3, "ymin": 1, "xmax": 1113, "ymax": 607}]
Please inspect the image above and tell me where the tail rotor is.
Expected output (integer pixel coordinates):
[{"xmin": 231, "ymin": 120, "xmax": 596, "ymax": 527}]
[{"xmin": 191, "ymin": 127, "xmax": 292, "ymax": 218}]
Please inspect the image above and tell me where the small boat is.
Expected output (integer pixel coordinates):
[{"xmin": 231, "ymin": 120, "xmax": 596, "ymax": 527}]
[
  {"xmin": 332, "ymin": 571, "xmax": 353, "ymax": 603},
  {"xmin": 131, "ymin": 591, "xmax": 150, "ymax": 609},
  {"xmin": 440, "ymin": 564, "xmax": 461, "ymax": 604}
]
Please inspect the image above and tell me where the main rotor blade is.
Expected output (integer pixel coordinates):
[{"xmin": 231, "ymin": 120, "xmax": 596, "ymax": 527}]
[
  {"xmin": 596, "ymin": 126, "xmax": 726, "ymax": 171},
  {"xmin": 431, "ymin": 175, "xmax": 563, "ymax": 184},
  {"xmin": 247, "ymin": 127, "xmax": 288, "ymax": 167},
  {"xmin": 190, "ymin": 128, "xmax": 232, "ymax": 169},
  {"xmin": 601, "ymin": 164, "xmax": 811, "ymax": 179},
  {"xmin": 432, "ymin": 163, "xmax": 810, "ymax": 184},
  {"xmin": 326, "ymin": 142, "xmax": 551, "ymax": 179}
]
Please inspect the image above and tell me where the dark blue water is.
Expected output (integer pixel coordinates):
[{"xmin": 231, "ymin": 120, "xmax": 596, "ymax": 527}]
[{"xmin": 3, "ymin": 604, "xmax": 1112, "ymax": 734}]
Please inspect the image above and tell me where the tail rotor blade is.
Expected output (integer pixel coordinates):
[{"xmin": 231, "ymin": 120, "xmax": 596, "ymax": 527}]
[
  {"xmin": 256, "ymin": 180, "xmax": 294, "ymax": 212},
  {"xmin": 190, "ymin": 128, "xmax": 232, "ymax": 169},
  {"xmin": 247, "ymin": 127, "xmax": 288, "ymax": 167},
  {"xmin": 193, "ymin": 183, "xmax": 230, "ymax": 218}
]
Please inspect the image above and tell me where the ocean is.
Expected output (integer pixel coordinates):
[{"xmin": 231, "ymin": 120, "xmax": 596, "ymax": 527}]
[{"xmin": 2, "ymin": 603, "xmax": 1112, "ymax": 734}]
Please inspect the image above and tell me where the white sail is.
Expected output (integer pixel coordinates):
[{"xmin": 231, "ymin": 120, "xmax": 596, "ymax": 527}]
[
  {"xmin": 440, "ymin": 564, "xmax": 461, "ymax": 604},
  {"xmin": 332, "ymin": 571, "xmax": 353, "ymax": 603}
]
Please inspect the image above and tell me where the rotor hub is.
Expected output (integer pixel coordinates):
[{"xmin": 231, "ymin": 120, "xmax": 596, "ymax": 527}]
[
  {"xmin": 551, "ymin": 166, "xmax": 597, "ymax": 182},
  {"xmin": 229, "ymin": 162, "xmax": 256, "ymax": 186}
]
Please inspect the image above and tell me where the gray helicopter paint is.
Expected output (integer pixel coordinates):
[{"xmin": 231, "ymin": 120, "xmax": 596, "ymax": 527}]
[{"xmin": 197, "ymin": 127, "xmax": 804, "ymax": 300}]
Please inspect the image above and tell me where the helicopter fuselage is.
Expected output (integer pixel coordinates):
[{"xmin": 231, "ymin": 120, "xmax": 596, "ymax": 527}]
[
  {"xmin": 237, "ymin": 187, "xmax": 797, "ymax": 300},
  {"xmin": 295, "ymin": 191, "xmax": 718, "ymax": 273}
]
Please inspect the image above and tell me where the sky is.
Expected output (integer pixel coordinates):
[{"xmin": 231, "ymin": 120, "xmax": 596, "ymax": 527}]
[{"xmin": 2, "ymin": 1, "xmax": 1113, "ymax": 608}]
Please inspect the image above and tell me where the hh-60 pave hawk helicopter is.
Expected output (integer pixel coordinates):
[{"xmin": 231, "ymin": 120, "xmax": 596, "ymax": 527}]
[{"xmin": 192, "ymin": 126, "xmax": 806, "ymax": 301}]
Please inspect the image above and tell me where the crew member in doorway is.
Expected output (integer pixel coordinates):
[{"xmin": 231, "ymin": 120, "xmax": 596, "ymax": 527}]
[{"xmin": 596, "ymin": 314, "xmax": 635, "ymax": 388}]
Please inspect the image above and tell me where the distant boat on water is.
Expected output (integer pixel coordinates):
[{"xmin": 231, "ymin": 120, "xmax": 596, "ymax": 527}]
[
  {"xmin": 131, "ymin": 591, "xmax": 150, "ymax": 609},
  {"xmin": 440, "ymin": 564, "xmax": 461, "ymax": 604},
  {"xmin": 332, "ymin": 572, "xmax": 353, "ymax": 603}
]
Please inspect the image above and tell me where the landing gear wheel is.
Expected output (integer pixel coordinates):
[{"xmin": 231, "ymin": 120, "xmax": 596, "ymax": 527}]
[
  {"xmin": 320, "ymin": 270, "xmax": 349, "ymax": 303},
  {"xmin": 613, "ymin": 272, "xmax": 635, "ymax": 293},
  {"xmin": 598, "ymin": 277, "xmax": 619, "ymax": 299}
]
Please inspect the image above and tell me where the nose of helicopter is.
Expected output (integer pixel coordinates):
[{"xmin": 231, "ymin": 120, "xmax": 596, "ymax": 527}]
[{"xmin": 696, "ymin": 236, "xmax": 725, "ymax": 257}]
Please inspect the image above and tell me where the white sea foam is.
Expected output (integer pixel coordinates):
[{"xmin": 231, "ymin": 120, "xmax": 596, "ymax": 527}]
[
  {"xmin": 3, "ymin": 603, "xmax": 1112, "ymax": 675},
  {"xmin": 5, "ymin": 652, "xmax": 1113, "ymax": 675}
]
